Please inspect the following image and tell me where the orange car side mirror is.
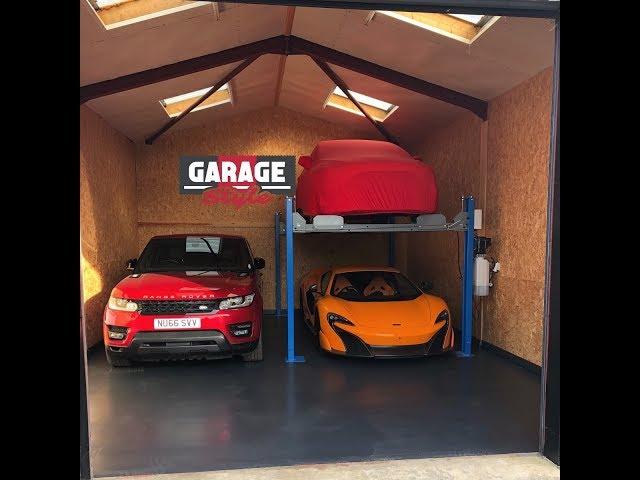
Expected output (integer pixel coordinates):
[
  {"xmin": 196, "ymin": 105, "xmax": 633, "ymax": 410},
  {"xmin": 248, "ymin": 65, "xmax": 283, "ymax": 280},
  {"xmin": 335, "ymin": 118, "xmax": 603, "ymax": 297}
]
[{"xmin": 298, "ymin": 155, "xmax": 312, "ymax": 169}]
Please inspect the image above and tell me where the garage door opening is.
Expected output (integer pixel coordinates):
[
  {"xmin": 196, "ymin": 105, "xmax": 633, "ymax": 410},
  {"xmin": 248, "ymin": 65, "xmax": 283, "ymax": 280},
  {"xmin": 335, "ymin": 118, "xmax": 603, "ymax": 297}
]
[{"xmin": 80, "ymin": 1, "xmax": 560, "ymax": 478}]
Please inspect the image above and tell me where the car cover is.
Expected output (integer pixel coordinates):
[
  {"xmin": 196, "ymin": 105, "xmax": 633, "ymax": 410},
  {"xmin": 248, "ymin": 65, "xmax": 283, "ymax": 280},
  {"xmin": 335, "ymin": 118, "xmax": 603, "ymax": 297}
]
[{"xmin": 296, "ymin": 139, "xmax": 438, "ymax": 216}]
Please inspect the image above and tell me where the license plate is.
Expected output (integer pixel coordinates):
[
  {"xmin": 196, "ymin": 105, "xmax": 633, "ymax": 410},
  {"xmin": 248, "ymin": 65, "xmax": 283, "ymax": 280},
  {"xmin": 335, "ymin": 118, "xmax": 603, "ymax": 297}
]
[{"xmin": 153, "ymin": 318, "xmax": 201, "ymax": 330}]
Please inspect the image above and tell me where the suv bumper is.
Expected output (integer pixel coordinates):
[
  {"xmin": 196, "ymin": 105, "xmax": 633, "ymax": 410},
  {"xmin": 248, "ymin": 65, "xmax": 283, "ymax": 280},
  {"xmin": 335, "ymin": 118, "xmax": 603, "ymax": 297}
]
[{"xmin": 106, "ymin": 329, "xmax": 259, "ymax": 362}]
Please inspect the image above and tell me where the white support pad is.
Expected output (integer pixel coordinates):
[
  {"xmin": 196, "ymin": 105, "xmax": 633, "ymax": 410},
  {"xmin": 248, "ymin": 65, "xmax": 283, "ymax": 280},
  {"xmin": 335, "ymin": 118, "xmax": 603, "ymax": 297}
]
[
  {"xmin": 474, "ymin": 209, "xmax": 483, "ymax": 230},
  {"xmin": 416, "ymin": 214, "xmax": 446, "ymax": 226},
  {"xmin": 312, "ymin": 215, "xmax": 345, "ymax": 228}
]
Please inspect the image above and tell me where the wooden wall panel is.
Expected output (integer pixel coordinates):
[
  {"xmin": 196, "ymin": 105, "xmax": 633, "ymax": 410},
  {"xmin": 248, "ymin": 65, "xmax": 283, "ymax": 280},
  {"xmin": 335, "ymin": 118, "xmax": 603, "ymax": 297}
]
[
  {"xmin": 405, "ymin": 67, "xmax": 552, "ymax": 366},
  {"xmin": 404, "ymin": 110, "xmax": 484, "ymax": 336},
  {"xmin": 135, "ymin": 106, "xmax": 383, "ymax": 309},
  {"xmin": 80, "ymin": 105, "xmax": 138, "ymax": 347},
  {"xmin": 484, "ymin": 67, "xmax": 552, "ymax": 365}
]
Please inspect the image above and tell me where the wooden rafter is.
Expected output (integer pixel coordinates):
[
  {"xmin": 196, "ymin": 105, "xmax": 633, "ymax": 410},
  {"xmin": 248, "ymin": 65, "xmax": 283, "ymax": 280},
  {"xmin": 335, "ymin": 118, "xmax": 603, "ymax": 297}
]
[{"xmin": 274, "ymin": 7, "xmax": 296, "ymax": 106}]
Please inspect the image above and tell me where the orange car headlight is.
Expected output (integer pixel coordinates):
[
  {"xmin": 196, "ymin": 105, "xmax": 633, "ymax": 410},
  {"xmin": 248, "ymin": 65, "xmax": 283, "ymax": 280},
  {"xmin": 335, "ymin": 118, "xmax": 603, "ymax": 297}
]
[
  {"xmin": 436, "ymin": 310, "xmax": 449, "ymax": 323},
  {"xmin": 327, "ymin": 312, "xmax": 354, "ymax": 327}
]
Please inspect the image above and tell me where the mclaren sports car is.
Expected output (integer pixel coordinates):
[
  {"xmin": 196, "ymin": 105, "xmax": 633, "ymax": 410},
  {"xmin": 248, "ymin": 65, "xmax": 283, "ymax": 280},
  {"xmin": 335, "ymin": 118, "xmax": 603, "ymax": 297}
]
[{"xmin": 300, "ymin": 266, "xmax": 454, "ymax": 358}]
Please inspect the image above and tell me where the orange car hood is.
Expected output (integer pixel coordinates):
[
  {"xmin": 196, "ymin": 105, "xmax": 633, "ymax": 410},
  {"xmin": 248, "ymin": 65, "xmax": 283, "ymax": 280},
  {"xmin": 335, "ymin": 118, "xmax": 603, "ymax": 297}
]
[{"xmin": 336, "ymin": 295, "xmax": 433, "ymax": 328}]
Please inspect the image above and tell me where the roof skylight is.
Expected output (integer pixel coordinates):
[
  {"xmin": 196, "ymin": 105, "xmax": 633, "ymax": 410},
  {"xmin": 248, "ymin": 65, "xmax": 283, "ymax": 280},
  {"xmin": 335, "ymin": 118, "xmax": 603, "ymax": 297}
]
[
  {"xmin": 376, "ymin": 10, "xmax": 496, "ymax": 43},
  {"xmin": 324, "ymin": 87, "xmax": 398, "ymax": 122},
  {"xmin": 95, "ymin": 0, "xmax": 130, "ymax": 7},
  {"xmin": 160, "ymin": 84, "xmax": 232, "ymax": 118},
  {"xmin": 447, "ymin": 14, "xmax": 487, "ymax": 25},
  {"xmin": 89, "ymin": 0, "xmax": 207, "ymax": 29}
]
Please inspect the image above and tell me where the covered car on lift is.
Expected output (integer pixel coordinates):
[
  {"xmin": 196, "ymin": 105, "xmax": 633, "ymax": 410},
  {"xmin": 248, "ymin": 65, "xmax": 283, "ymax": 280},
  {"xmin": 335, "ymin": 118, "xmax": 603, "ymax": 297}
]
[{"xmin": 295, "ymin": 139, "xmax": 438, "ymax": 217}]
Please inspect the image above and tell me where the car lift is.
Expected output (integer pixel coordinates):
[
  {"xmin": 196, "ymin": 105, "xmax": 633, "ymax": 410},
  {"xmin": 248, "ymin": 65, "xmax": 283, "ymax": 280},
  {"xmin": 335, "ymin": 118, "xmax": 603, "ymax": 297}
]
[{"xmin": 274, "ymin": 195, "xmax": 476, "ymax": 363}]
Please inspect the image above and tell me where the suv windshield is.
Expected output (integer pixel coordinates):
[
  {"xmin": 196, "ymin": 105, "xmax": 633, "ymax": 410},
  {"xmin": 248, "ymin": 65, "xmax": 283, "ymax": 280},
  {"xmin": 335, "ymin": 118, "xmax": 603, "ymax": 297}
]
[
  {"xmin": 136, "ymin": 236, "xmax": 252, "ymax": 273},
  {"xmin": 330, "ymin": 271, "xmax": 421, "ymax": 302}
]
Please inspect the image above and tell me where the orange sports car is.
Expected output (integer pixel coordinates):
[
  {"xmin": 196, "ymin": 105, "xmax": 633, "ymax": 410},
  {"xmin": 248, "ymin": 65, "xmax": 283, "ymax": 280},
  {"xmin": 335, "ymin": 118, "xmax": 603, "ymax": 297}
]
[{"xmin": 299, "ymin": 266, "xmax": 454, "ymax": 358}]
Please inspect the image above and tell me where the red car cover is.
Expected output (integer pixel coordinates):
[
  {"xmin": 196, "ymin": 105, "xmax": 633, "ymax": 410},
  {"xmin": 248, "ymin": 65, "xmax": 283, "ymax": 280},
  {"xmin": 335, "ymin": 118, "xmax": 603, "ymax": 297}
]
[{"xmin": 296, "ymin": 140, "xmax": 438, "ymax": 216}]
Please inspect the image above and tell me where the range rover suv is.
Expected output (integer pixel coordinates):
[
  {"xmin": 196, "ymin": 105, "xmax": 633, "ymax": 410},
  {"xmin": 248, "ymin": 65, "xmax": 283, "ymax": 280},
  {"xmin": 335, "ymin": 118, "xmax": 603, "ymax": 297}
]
[{"xmin": 103, "ymin": 234, "xmax": 264, "ymax": 366}]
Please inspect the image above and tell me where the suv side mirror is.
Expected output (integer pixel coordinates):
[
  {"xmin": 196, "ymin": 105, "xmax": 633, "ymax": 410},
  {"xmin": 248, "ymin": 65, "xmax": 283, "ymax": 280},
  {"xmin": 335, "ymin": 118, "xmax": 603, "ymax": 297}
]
[
  {"xmin": 419, "ymin": 280, "xmax": 433, "ymax": 292},
  {"xmin": 125, "ymin": 258, "xmax": 137, "ymax": 271},
  {"xmin": 254, "ymin": 257, "xmax": 265, "ymax": 270}
]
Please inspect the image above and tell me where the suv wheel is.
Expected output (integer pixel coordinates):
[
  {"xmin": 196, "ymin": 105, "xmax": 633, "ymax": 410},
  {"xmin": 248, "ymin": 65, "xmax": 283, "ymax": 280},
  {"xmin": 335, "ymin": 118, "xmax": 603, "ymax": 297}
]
[
  {"xmin": 242, "ymin": 334, "xmax": 263, "ymax": 362},
  {"xmin": 104, "ymin": 345, "xmax": 132, "ymax": 367}
]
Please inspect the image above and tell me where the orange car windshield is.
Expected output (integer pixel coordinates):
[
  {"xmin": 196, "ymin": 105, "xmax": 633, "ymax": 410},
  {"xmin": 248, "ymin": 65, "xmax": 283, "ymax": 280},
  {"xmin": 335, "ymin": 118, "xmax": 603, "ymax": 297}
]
[{"xmin": 330, "ymin": 271, "xmax": 421, "ymax": 302}]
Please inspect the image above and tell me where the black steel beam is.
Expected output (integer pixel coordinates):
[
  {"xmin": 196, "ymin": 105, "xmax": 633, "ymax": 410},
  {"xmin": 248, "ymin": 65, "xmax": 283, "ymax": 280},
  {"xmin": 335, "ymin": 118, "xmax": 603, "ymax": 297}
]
[
  {"xmin": 290, "ymin": 36, "xmax": 487, "ymax": 119},
  {"xmin": 311, "ymin": 56, "xmax": 400, "ymax": 144},
  {"xmin": 196, "ymin": 1, "xmax": 560, "ymax": 18},
  {"xmin": 80, "ymin": 35, "xmax": 487, "ymax": 119},
  {"xmin": 145, "ymin": 56, "xmax": 260, "ymax": 144},
  {"xmin": 79, "ymin": 36, "xmax": 286, "ymax": 104}
]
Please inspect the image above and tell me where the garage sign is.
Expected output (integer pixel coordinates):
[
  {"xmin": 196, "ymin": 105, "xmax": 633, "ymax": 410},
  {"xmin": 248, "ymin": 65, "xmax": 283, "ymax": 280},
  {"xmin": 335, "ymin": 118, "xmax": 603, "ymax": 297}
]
[{"xmin": 180, "ymin": 155, "xmax": 295, "ymax": 194}]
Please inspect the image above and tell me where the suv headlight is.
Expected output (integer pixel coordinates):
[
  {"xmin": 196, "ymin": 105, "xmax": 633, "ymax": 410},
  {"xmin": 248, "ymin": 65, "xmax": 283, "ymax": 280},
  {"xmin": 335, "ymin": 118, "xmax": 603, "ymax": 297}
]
[
  {"xmin": 219, "ymin": 293, "xmax": 255, "ymax": 310},
  {"xmin": 108, "ymin": 296, "xmax": 138, "ymax": 312}
]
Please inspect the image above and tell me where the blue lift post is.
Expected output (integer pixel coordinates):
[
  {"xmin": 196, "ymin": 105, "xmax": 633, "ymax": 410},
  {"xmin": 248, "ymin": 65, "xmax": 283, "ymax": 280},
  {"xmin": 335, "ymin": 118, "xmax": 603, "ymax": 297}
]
[
  {"xmin": 459, "ymin": 196, "xmax": 475, "ymax": 357},
  {"xmin": 274, "ymin": 212, "xmax": 281, "ymax": 317},
  {"xmin": 285, "ymin": 197, "xmax": 305, "ymax": 363}
]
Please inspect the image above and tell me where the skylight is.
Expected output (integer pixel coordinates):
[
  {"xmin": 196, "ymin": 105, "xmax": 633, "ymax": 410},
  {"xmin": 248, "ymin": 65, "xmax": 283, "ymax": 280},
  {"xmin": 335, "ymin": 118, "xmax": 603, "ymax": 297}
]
[
  {"xmin": 376, "ymin": 10, "xmax": 496, "ymax": 43},
  {"xmin": 160, "ymin": 84, "xmax": 232, "ymax": 118},
  {"xmin": 90, "ymin": 0, "xmax": 207, "ymax": 29},
  {"xmin": 324, "ymin": 87, "xmax": 398, "ymax": 122},
  {"xmin": 447, "ymin": 14, "xmax": 486, "ymax": 25},
  {"xmin": 95, "ymin": 0, "xmax": 129, "ymax": 7}
]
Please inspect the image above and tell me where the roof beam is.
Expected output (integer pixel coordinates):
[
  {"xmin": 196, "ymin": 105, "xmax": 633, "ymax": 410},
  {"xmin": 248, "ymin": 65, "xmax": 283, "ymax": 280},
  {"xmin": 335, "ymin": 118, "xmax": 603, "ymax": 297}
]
[
  {"xmin": 311, "ymin": 56, "xmax": 400, "ymax": 145},
  {"xmin": 274, "ymin": 7, "xmax": 296, "ymax": 106},
  {"xmin": 79, "ymin": 36, "xmax": 287, "ymax": 104},
  {"xmin": 79, "ymin": 35, "xmax": 487, "ymax": 120},
  {"xmin": 145, "ymin": 56, "xmax": 260, "ymax": 145},
  {"xmin": 289, "ymin": 36, "xmax": 487, "ymax": 119}
]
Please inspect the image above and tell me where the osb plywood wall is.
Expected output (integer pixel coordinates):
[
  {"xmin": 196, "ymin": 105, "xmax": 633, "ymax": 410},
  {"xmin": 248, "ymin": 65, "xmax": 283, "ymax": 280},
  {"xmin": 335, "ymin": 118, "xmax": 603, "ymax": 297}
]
[
  {"xmin": 136, "ymin": 106, "xmax": 386, "ymax": 310},
  {"xmin": 405, "ymin": 68, "xmax": 552, "ymax": 365},
  {"xmin": 403, "ymin": 111, "xmax": 484, "ymax": 337},
  {"xmin": 80, "ymin": 105, "xmax": 138, "ymax": 347},
  {"xmin": 483, "ymin": 68, "xmax": 552, "ymax": 365}
]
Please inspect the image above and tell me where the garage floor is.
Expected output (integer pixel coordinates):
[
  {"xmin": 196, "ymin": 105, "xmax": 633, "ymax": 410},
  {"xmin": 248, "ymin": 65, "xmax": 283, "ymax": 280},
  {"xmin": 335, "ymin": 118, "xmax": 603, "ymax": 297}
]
[{"xmin": 88, "ymin": 314, "xmax": 540, "ymax": 478}]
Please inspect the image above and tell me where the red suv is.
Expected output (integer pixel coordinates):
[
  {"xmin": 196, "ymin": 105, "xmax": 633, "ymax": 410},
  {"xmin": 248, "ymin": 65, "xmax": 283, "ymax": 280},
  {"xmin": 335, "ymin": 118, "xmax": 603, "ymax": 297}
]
[{"xmin": 103, "ymin": 234, "xmax": 264, "ymax": 367}]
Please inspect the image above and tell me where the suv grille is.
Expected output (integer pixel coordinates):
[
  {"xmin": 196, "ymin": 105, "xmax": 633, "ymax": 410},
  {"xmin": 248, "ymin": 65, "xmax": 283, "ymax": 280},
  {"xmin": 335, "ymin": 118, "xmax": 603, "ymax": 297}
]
[{"xmin": 137, "ymin": 300, "xmax": 220, "ymax": 315}]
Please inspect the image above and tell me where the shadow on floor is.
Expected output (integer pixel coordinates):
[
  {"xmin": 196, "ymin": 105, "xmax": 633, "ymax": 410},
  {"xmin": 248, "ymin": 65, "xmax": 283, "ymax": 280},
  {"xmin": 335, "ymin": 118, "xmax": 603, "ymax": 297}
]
[{"xmin": 88, "ymin": 314, "xmax": 540, "ymax": 477}]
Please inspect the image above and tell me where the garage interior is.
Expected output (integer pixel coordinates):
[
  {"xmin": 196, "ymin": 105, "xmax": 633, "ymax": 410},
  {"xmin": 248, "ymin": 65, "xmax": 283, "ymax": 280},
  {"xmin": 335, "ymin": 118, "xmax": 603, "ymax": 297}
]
[{"xmin": 80, "ymin": 0, "xmax": 558, "ymax": 478}]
